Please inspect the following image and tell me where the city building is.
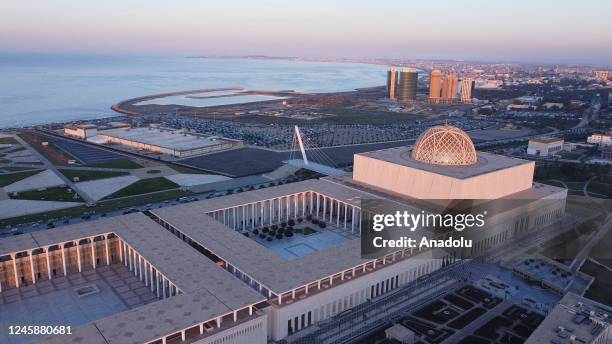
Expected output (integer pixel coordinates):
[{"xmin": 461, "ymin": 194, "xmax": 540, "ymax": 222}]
[
  {"xmin": 527, "ymin": 137, "xmax": 564, "ymax": 157},
  {"xmin": 460, "ymin": 78, "xmax": 475, "ymax": 103},
  {"xmin": 1, "ymin": 125, "xmax": 568, "ymax": 343},
  {"xmin": 441, "ymin": 75, "xmax": 458, "ymax": 102},
  {"xmin": 602, "ymin": 146, "xmax": 612, "ymax": 160},
  {"xmin": 88, "ymin": 126, "xmax": 242, "ymax": 158},
  {"xmin": 397, "ymin": 68, "xmax": 418, "ymax": 102},
  {"xmin": 63, "ymin": 124, "xmax": 98, "ymax": 139},
  {"xmin": 525, "ymin": 293, "xmax": 611, "ymax": 344},
  {"xmin": 386, "ymin": 67, "xmax": 399, "ymax": 100},
  {"xmin": 387, "ymin": 67, "xmax": 418, "ymax": 102},
  {"xmin": 587, "ymin": 133, "xmax": 612, "ymax": 147},
  {"xmin": 428, "ymin": 70, "xmax": 442, "ymax": 102},
  {"xmin": 594, "ymin": 70, "xmax": 610, "ymax": 81}
]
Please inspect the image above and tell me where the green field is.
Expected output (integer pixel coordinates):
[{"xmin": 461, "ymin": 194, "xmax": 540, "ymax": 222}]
[
  {"xmin": 85, "ymin": 159, "xmax": 143, "ymax": 169},
  {"xmin": 0, "ymin": 189, "xmax": 193, "ymax": 228},
  {"xmin": 59, "ymin": 169, "xmax": 130, "ymax": 182},
  {"xmin": 108, "ymin": 177, "xmax": 178, "ymax": 198},
  {"xmin": 0, "ymin": 170, "xmax": 41, "ymax": 187},
  {"xmin": 11, "ymin": 186, "xmax": 81, "ymax": 202},
  {"xmin": 0, "ymin": 137, "xmax": 19, "ymax": 144}
]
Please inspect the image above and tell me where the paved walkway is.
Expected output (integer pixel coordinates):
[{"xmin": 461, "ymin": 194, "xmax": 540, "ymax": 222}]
[
  {"xmin": 0, "ymin": 199, "xmax": 82, "ymax": 219},
  {"xmin": 76, "ymin": 175, "xmax": 140, "ymax": 201},
  {"xmin": 3, "ymin": 170, "xmax": 65, "ymax": 193}
]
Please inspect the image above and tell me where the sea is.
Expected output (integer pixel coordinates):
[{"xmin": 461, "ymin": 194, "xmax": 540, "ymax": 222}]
[{"xmin": 0, "ymin": 54, "xmax": 388, "ymax": 128}]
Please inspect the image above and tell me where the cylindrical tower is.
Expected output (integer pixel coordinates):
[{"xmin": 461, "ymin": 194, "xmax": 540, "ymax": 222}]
[{"xmin": 397, "ymin": 68, "xmax": 418, "ymax": 102}]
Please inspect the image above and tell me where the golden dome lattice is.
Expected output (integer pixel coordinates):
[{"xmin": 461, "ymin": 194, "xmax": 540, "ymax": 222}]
[{"xmin": 411, "ymin": 124, "xmax": 477, "ymax": 166}]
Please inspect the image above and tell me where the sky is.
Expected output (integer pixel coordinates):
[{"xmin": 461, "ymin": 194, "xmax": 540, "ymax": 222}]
[{"xmin": 1, "ymin": 0, "xmax": 611, "ymax": 64}]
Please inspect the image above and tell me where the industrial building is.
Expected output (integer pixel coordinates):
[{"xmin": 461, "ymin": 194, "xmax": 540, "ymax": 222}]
[
  {"xmin": 1, "ymin": 125, "xmax": 569, "ymax": 343},
  {"xmin": 91, "ymin": 127, "xmax": 242, "ymax": 158},
  {"xmin": 63, "ymin": 124, "xmax": 98, "ymax": 139}
]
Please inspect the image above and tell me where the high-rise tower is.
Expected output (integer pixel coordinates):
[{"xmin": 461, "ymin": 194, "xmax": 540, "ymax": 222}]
[
  {"xmin": 461, "ymin": 78, "xmax": 475, "ymax": 103},
  {"xmin": 441, "ymin": 75, "xmax": 458, "ymax": 102},
  {"xmin": 386, "ymin": 67, "xmax": 399, "ymax": 100},
  {"xmin": 428, "ymin": 70, "xmax": 442, "ymax": 102},
  {"xmin": 397, "ymin": 68, "xmax": 418, "ymax": 101}
]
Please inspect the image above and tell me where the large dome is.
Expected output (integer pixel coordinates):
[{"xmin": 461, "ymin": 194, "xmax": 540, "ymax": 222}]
[{"xmin": 411, "ymin": 124, "xmax": 477, "ymax": 166}]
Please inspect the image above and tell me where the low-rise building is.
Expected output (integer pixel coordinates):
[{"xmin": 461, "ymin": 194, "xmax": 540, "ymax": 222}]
[
  {"xmin": 63, "ymin": 124, "xmax": 98, "ymax": 139},
  {"xmin": 527, "ymin": 137, "xmax": 564, "ymax": 157},
  {"xmin": 525, "ymin": 293, "xmax": 611, "ymax": 344},
  {"xmin": 587, "ymin": 133, "xmax": 612, "ymax": 147}
]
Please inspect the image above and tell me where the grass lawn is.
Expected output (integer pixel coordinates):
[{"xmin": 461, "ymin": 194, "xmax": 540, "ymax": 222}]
[
  {"xmin": 0, "ymin": 166, "xmax": 39, "ymax": 172},
  {"xmin": 0, "ymin": 170, "xmax": 41, "ymax": 187},
  {"xmin": 85, "ymin": 159, "xmax": 143, "ymax": 169},
  {"xmin": 59, "ymin": 169, "xmax": 130, "ymax": 182},
  {"xmin": 11, "ymin": 186, "xmax": 81, "ymax": 202},
  {"xmin": 580, "ymin": 259, "xmax": 612, "ymax": 306},
  {"xmin": 0, "ymin": 189, "xmax": 192, "ymax": 228},
  {"xmin": 108, "ymin": 177, "xmax": 178, "ymax": 198},
  {"xmin": 0, "ymin": 137, "xmax": 19, "ymax": 144}
]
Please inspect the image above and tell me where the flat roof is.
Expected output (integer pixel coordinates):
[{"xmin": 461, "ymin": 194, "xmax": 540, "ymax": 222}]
[
  {"xmin": 0, "ymin": 213, "xmax": 264, "ymax": 344},
  {"xmin": 151, "ymin": 178, "xmax": 566, "ymax": 294},
  {"xmin": 355, "ymin": 146, "xmax": 533, "ymax": 180},
  {"xmin": 99, "ymin": 127, "xmax": 233, "ymax": 152},
  {"xmin": 530, "ymin": 137, "xmax": 564, "ymax": 144},
  {"xmin": 525, "ymin": 293, "xmax": 612, "ymax": 344}
]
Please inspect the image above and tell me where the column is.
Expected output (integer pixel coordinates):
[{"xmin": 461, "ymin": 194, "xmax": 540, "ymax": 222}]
[
  {"xmin": 150, "ymin": 266, "xmax": 154, "ymax": 291},
  {"xmin": 199, "ymin": 323, "xmax": 204, "ymax": 335},
  {"xmin": 302, "ymin": 192, "xmax": 307, "ymax": 217},
  {"xmin": 344, "ymin": 205, "xmax": 348, "ymax": 229},
  {"xmin": 242, "ymin": 206, "xmax": 246, "ymax": 230},
  {"xmin": 12, "ymin": 254, "xmax": 19, "ymax": 288},
  {"xmin": 163, "ymin": 277, "xmax": 167, "ymax": 298},
  {"xmin": 322, "ymin": 197, "xmax": 327, "ymax": 220},
  {"xmin": 105, "ymin": 236, "xmax": 110, "ymax": 265},
  {"xmin": 91, "ymin": 238, "xmax": 96, "ymax": 269},
  {"xmin": 46, "ymin": 248, "xmax": 52, "ymax": 280},
  {"xmin": 76, "ymin": 242, "xmax": 82, "ymax": 273},
  {"xmin": 156, "ymin": 271, "xmax": 160, "ymax": 298},
  {"xmin": 138, "ymin": 256, "xmax": 143, "ymax": 281},
  {"xmin": 118, "ymin": 239, "xmax": 123, "ymax": 263},
  {"xmin": 337, "ymin": 201, "xmax": 341, "ymax": 226},
  {"xmin": 29, "ymin": 251, "xmax": 36, "ymax": 284},
  {"xmin": 61, "ymin": 245, "xmax": 67, "ymax": 276},
  {"xmin": 233, "ymin": 208, "xmax": 236, "ymax": 230},
  {"xmin": 286, "ymin": 196, "xmax": 290, "ymax": 221},
  {"xmin": 351, "ymin": 206, "xmax": 356, "ymax": 233},
  {"xmin": 144, "ymin": 261, "xmax": 148, "ymax": 286},
  {"xmin": 124, "ymin": 243, "xmax": 128, "ymax": 267},
  {"xmin": 252, "ymin": 203, "xmax": 256, "ymax": 229},
  {"xmin": 316, "ymin": 193, "xmax": 320, "ymax": 217}
]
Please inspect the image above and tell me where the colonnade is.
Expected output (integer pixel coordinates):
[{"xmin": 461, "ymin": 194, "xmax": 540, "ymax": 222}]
[
  {"xmin": 208, "ymin": 191, "xmax": 362, "ymax": 233},
  {"xmin": 0, "ymin": 233, "xmax": 178, "ymax": 299}
]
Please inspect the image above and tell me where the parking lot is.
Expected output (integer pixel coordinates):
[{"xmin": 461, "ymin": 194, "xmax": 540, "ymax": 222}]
[{"xmin": 44, "ymin": 135, "xmax": 126, "ymax": 164}]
